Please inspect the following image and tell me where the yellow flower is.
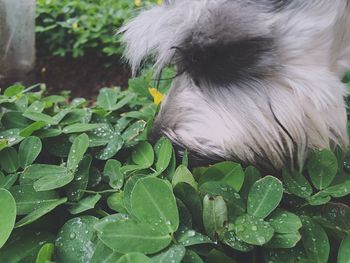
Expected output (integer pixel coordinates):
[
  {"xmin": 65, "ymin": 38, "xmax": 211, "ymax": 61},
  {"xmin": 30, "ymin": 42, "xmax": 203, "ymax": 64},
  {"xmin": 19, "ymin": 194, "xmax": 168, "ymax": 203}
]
[
  {"xmin": 157, "ymin": 0, "xmax": 163, "ymax": 5},
  {"xmin": 72, "ymin": 22, "xmax": 79, "ymax": 30},
  {"xmin": 134, "ymin": 0, "xmax": 142, "ymax": 7},
  {"xmin": 149, "ymin": 88, "xmax": 164, "ymax": 105}
]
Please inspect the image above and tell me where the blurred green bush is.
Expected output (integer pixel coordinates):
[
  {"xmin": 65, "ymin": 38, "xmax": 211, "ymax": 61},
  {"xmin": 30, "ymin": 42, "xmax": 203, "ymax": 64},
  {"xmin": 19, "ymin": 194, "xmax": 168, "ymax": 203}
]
[{"xmin": 36, "ymin": 0, "xmax": 161, "ymax": 58}]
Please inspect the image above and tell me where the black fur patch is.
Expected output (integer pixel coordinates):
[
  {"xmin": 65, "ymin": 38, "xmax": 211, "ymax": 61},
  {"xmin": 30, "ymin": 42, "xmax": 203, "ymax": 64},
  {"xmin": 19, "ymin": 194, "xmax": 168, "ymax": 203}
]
[{"xmin": 175, "ymin": 37, "xmax": 275, "ymax": 86}]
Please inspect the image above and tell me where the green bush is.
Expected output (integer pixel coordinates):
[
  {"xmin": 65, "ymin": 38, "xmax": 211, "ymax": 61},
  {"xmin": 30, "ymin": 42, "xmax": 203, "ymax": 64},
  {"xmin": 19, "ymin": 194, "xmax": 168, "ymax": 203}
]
[
  {"xmin": 36, "ymin": 0, "xmax": 159, "ymax": 58},
  {"xmin": 0, "ymin": 71, "xmax": 350, "ymax": 263}
]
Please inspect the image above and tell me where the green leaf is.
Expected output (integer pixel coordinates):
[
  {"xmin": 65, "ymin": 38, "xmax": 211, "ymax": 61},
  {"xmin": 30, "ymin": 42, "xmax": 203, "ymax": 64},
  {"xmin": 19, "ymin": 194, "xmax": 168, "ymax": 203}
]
[
  {"xmin": 307, "ymin": 149, "xmax": 338, "ymax": 190},
  {"xmin": 15, "ymin": 197, "xmax": 67, "ymax": 228},
  {"xmin": 4, "ymin": 85, "xmax": 25, "ymax": 97},
  {"xmin": 240, "ymin": 166, "xmax": 261, "ymax": 201},
  {"xmin": 35, "ymin": 128, "xmax": 62, "ymax": 138},
  {"xmin": 175, "ymin": 226, "xmax": 213, "ymax": 247},
  {"xmin": 313, "ymin": 203, "xmax": 350, "ymax": 233},
  {"xmin": 0, "ymin": 231, "xmax": 54, "ymax": 263},
  {"xmin": 20, "ymin": 121, "xmax": 47, "ymax": 137},
  {"xmin": 300, "ymin": 216, "xmax": 330, "ymax": 263},
  {"xmin": 103, "ymin": 159, "xmax": 124, "ymax": 189},
  {"xmin": 56, "ymin": 216, "xmax": 99, "ymax": 263},
  {"xmin": 282, "ymin": 169, "xmax": 313, "ymax": 198},
  {"xmin": 174, "ymin": 183, "xmax": 203, "ymax": 228},
  {"xmin": 131, "ymin": 142, "xmax": 154, "ymax": 168},
  {"xmin": 33, "ymin": 170, "xmax": 73, "ymax": 192},
  {"xmin": 172, "ymin": 165, "xmax": 198, "ymax": 190},
  {"xmin": 234, "ymin": 214, "xmax": 274, "ymax": 246},
  {"xmin": 97, "ymin": 88, "xmax": 118, "ymax": 111},
  {"xmin": 2, "ymin": 112, "xmax": 32, "ymax": 129},
  {"xmin": 35, "ymin": 243, "xmax": 54, "ymax": 263},
  {"xmin": 307, "ymin": 192, "xmax": 332, "ymax": 206},
  {"xmin": 69, "ymin": 194, "xmax": 101, "ymax": 214},
  {"xmin": 182, "ymin": 250, "xmax": 204, "ymax": 263},
  {"xmin": 338, "ymin": 235, "xmax": 350, "ymax": 263},
  {"xmin": 63, "ymin": 123, "xmax": 104, "ymax": 134},
  {"xmin": 98, "ymin": 219, "xmax": 172, "ymax": 254},
  {"xmin": 154, "ymin": 137, "xmax": 173, "ymax": 173},
  {"xmin": 87, "ymin": 124, "xmax": 114, "ymax": 147},
  {"xmin": 95, "ymin": 133, "xmax": 123, "ymax": 160},
  {"xmin": 151, "ymin": 245, "xmax": 185, "ymax": 263},
  {"xmin": 122, "ymin": 120, "xmax": 146, "ymax": 145},
  {"xmin": 91, "ymin": 241, "xmax": 122, "ymax": 263},
  {"xmin": 247, "ymin": 176, "xmax": 283, "ymax": 219},
  {"xmin": 123, "ymin": 174, "xmax": 146, "ymax": 213},
  {"xmin": 0, "ymin": 147, "xmax": 19, "ymax": 173},
  {"xmin": 67, "ymin": 133, "xmax": 89, "ymax": 173},
  {"xmin": 0, "ymin": 173, "xmax": 18, "ymax": 189},
  {"xmin": 0, "ymin": 139, "xmax": 7, "ymax": 151},
  {"xmin": 107, "ymin": 191, "xmax": 127, "ymax": 214},
  {"xmin": 200, "ymin": 182, "xmax": 245, "ymax": 221},
  {"xmin": 223, "ymin": 231, "xmax": 254, "ymax": 252},
  {"xmin": 203, "ymin": 195, "xmax": 228, "ymax": 239},
  {"xmin": 112, "ymin": 93, "xmax": 137, "ymax": 111},
  {"xmin": 0, "ymin": 128, "xmax": 23, "ymax": 147},
  {"xmin": 18, "ymin": 136, "xmax": 42, "ymax": 168},
  {"xmin": 65, "ymin": 155, "xmax": 92, "ymax": 201},
  {"xmin": 131, "ymin": 177, "xmax": 179, "ymax": 233},
  {"xmin": 117, "ymin": 253, "xmax": 151, "ymax": 263},
  {"xmin": 10, "ymin": 185, "xmax": 59, "ymax": 215},
  {"xmin": 267, "ymin": 209, "xmax": 302, "ymax": 234},
  {"xmin": 320, "ymin": 180, "xmax": 350, "ymax": 198},
  {"xmin": 0, "ymin": 189, "xmax": 16, "ymax": 248},
  {"xmin": 22, "ymin": 164, "xmax": 67, "ymax": 181},
  {"xmin": 23, "ymin": 112, "xmax": 57, "ymax": 125},
  {"xmin": 94, "ymin": 214, "xmax": 129, "ymax": 233},
  {"xmin": 26, "ymin": 101, "xmax": 45, "ymax": 113},
  {"xmin": 199, "ymin": 161, "xmax": 245, "ymax": 192},
  {"xmin": 265, "ymin": 233, "xmax": 301, "ymax": 249}
]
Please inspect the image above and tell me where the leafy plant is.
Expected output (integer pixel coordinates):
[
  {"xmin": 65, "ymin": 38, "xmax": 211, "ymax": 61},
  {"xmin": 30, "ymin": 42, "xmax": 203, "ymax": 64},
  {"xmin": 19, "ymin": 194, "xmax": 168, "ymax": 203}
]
[
  {"xmin": 36, "ymin": 0, "xmax": 161, "ymax": 58},
  {"xmin": 0, "ymin": 72, "xmax": 349, "ymax": 262}
]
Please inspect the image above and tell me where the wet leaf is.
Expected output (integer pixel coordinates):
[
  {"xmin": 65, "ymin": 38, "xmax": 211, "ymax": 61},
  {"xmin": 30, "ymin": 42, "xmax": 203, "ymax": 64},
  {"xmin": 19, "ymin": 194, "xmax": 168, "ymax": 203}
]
[
  {"xmin": 56, "ymin": 216, "xmax": 99, "ymax": 263},
  {"xmin": 234, "ymin": 214, "xmax": 274, "ymax": 246},
  {"xmin": 103, "ymin": 159, "xmax": 124, "ymax": 189},
  {"xmin": 18, "ymin": 136, "xmax": 42, "ymax": 168},
  {"xmin": 203, "ymin": 195, "xmax": 228, "ymax": 239},
  {"xmin": 199, "ymin": 161, "xmax": 244, "ymax": 192},
  {"xmin": 247, "ymin": 176, "xmax": 283, "ymax": 219},
  {"xmin": 0, "ymin": 189, "xmax": 16, "ymax": 248},
  {"xmin": 131, "ymin": 177, "xmax": 179, "ymax": 233},
  {"xmin": 300, "ymin": 216, "xmax": 330, "ymax": 263},
  {"xmin": 307, "ymin": 149, "xmax": 338, "ymax": 190}
]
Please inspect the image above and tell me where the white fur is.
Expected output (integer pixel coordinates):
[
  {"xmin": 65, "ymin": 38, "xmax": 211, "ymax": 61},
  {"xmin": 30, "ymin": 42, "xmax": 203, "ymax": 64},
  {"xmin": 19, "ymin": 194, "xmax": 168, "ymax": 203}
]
[{"xmin": 121, "ymin": 0, "xmax": 350, "ymax": 170}]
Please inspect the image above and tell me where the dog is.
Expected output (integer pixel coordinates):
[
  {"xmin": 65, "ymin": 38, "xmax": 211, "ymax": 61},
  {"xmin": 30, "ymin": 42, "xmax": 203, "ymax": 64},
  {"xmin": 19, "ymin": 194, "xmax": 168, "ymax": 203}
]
[{"xmin": 120, "ymin": 0, "xmax": 350, "ymax": 172}]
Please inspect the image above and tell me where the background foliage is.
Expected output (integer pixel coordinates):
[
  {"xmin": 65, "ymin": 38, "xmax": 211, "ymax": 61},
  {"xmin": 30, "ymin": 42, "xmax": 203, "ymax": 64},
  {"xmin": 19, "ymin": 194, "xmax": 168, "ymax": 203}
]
[
  {"xmin": 36, "ymin": 0, "xmax": 160, "ymax": 58},
  {"xmin": 0, "ymin": 71, "xmax": 349, "ymax": 263}
]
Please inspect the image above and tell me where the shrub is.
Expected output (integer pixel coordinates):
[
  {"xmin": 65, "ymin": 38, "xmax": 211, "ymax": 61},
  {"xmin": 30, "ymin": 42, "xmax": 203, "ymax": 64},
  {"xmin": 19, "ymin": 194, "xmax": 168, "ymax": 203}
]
[
  {"xmin": 0, "ymin": 71, "xmax": 349, "ymax": 263},
  {"xmin": 36, "ymin": 0, "xmax": 160, "ymax": 58}
]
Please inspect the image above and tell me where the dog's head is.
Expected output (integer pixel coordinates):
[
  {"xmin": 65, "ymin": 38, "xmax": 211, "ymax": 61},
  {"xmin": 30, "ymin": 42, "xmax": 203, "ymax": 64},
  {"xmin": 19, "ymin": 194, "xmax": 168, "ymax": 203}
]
[{"xmin": 121, "ymin": 0, "xmax": 349, "ymax": 172}]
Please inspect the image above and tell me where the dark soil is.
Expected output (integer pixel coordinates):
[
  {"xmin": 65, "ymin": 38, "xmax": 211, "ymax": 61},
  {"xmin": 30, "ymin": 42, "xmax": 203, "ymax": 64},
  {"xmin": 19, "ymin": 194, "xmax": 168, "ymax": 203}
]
[{"xmin": 0, "ymin": 54, "xmax": 131, "ymax": 98}]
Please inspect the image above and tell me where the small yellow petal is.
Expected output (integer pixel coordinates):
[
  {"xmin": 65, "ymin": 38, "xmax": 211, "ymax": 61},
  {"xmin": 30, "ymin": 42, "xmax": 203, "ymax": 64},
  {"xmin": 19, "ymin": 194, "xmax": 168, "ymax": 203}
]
[
  {"xmin": 72, "ymin": 22, "xmax": 79, "ymax": 30},
  {"xmin": 134, "ymin": 0, "xmax": 142, "ymax": 7},
  {"xmin": 149, "ymin": 88, "xmax": 164, "ymax": 105}
]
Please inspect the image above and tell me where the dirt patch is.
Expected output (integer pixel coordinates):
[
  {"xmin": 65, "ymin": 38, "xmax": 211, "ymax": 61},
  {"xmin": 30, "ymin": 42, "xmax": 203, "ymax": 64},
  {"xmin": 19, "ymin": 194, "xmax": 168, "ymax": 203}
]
[{"xmin": 0, "ymin": 54, "xmax": 131, "ymax": 98}]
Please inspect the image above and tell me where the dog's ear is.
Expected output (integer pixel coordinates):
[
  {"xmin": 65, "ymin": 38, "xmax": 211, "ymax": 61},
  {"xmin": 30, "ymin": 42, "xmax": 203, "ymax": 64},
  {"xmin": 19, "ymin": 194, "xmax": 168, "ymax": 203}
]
[{"xmin": 119, "ymin": 3, "xmax": 179, "ymax": 76}]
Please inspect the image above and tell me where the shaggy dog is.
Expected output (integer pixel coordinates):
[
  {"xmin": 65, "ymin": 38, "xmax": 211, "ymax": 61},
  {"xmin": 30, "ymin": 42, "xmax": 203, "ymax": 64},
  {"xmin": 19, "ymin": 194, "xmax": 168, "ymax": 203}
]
[{"xmin": 121, "ymin": 0, "xmax": 350, "ymax": 172}]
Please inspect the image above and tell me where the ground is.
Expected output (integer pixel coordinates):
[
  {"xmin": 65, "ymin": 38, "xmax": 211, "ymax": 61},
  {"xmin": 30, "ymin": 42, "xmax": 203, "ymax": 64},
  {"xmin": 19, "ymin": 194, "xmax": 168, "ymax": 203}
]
[{"xmin": 0, "ymin": 54, "xmax": 130, "ymax": 98}]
